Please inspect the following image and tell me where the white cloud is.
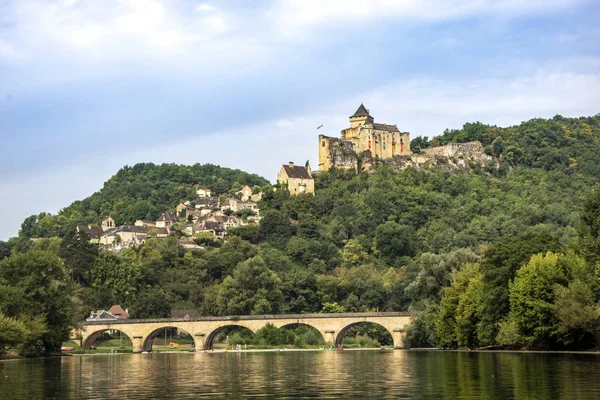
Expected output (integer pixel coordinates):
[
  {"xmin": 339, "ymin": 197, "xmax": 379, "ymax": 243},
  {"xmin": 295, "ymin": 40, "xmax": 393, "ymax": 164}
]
[
  {"xmin": 196, "ymin": 3, "xmax": 217, "ymax": 13},
  {"xmin": 269, "ymin": 0, "xmax": 588, "ymax": 38}
]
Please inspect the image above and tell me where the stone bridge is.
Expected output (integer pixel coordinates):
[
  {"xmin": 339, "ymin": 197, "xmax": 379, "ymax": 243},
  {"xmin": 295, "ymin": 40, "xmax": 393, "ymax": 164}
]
[{"xmin": 78, "ymin": 312, "xmax": 411, "ymax": 352}]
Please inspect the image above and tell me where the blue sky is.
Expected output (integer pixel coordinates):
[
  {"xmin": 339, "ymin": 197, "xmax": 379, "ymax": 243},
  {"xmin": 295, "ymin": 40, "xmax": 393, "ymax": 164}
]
[{"xmin": 1, "ymin": 0, "xmax": 599, "ymax": 240}]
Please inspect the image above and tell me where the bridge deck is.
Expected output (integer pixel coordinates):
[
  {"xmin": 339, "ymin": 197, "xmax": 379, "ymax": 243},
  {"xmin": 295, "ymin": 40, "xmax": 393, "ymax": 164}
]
[{"xmin": 83, "ymin": 311, "xmax": 411, "ymax": 325}]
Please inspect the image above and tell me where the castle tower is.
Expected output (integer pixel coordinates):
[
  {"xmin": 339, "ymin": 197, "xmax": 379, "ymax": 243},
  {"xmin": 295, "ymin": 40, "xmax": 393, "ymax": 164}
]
[
  {"xmin": 349, "ymin": 103, "xmax": 374, "ymax": 129},
  {"xmin": 101, "ymin": 217, "xmax": 115, "ymax": 231}
]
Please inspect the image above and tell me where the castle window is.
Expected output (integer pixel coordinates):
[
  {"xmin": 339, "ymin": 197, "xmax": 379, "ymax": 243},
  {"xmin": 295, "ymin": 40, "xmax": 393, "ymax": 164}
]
[
  {"xmin": 383, "ymin": 142, "xmax": 386, "ymax": 150},
  {"xmin": 322, "ymin": 141, "xmax": 325, "ymax": 147},
  {"xmin": 368, "ymin": 140, "xmax": 371, "ymax": 149}
]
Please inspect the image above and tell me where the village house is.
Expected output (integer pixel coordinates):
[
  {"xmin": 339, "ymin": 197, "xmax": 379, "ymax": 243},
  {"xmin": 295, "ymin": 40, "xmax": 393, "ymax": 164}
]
[
  {"xmin": 235, "ymin": 185, "xmax": 253, "ymax": 202},
  {"xmin": 76, "ymin": 224, "xmax": 104, "ymax": 243},
  {"xmin": 250, "ymin": 192, "xmax": 263, "ymax": 202},
  {"xmin": 277, "ymin": 161, "xmax": 315, "ymax": 195},
  {"xmin": 196, "ymin": 187, "xmax": 213, "ymax": 198},
  {"xmin": 86, "ymin": 310, "xmax": 118, "ymax": 321},
  {"xmin": 108, "ymin": 304, "xmax": 129, "ymax": 319},
  {"xmin": 194, "ymin": 197, "xmax": 219, "ymax": 210},
  {"xmin": 176, "ymin": 203, "xmax": 195, "ymax": 219},
  {"xmin": 221, "ymin": 198, "xmax": 258, "ymax": 213},
  {"xmin": 134, "ymin": 220, "xmax": 156, "ymax": 228},
  {"xmin": 156, "ymin": 211, "xmax": 177, "ymax": 229},
  {"xmin": 176, "ymin": 238, "xmax": 202, "ymax": 249}
]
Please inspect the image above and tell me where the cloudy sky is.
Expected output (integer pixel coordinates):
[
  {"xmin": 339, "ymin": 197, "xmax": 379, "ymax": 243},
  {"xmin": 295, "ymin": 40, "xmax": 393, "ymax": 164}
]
[{"xmin": 0, "ymin": 0, "xmax": 599, "ymax": 239}]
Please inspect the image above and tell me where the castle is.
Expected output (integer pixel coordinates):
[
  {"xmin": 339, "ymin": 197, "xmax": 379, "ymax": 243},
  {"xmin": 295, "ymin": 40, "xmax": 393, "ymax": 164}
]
[{"xmin": 318, "ymin": 104, "xmax": 411, "ymax": 171}]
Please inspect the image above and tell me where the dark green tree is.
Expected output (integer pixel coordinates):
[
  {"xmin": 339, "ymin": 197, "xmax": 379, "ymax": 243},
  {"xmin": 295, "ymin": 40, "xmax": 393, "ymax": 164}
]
[{"xmin": 59, "ymin": 229, "xmax": 99, "ymax": 286}]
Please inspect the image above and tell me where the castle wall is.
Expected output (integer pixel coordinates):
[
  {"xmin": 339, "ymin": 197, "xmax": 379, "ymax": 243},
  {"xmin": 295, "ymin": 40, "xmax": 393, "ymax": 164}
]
[{"xmin": 319, "ymin": 108, "xmax": 413, "ymax": 171}]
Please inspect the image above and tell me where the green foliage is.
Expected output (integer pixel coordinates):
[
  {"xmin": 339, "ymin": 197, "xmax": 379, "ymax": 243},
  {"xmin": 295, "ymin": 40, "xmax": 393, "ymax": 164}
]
[
  {"xmin": 0, "ymin": 241, "xmax": 11, "ymax": 261},
  {"xmin": 374, "ymin": 221, "xmax": 416, "ymax": 265},
  {"xmin": 498, "ymin": 252, "xmax": 587, "ymax": 349},
  {"xmin": 410, "ymin": 136, "xmax": 431, "ymax": 153},
  {"xmin": 129, "ymin": 289, "xmax": 172, "ymax": 319},
  {"xmin": 5, "ymin": 114, "xmax": 600, "ymax": 352},
  {"xmin": 216, "ymin": 256, "xmax": 283, "ymax": 315},
  {"xmin": 60, "ymin": 229, "xmax": 99, "ymax": 286},
  {"xmin": 0, "ymin": 313, "xmax": 29, "ymax": 353},
  {"xmin": 0, "ymin": 251, "xmax": 77, "ymax": 354},
  {"xmin": 227, "ymin": 224, "xmax": 261, "ymax": 244},
  {"xmin": 259, "ymin": 210, "xmax": 293, "ymax": 247}
]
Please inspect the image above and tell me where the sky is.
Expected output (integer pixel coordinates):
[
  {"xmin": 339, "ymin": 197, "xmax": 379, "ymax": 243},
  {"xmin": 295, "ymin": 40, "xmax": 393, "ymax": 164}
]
[{"xmin": 0, "ymin": 0, "xmax": 599, "ymax": 240}]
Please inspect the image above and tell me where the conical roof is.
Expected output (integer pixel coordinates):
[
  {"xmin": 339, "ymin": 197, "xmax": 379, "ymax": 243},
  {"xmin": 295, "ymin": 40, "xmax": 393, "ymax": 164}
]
[{"xmin": 351, "ymin": 103, "xmax": 371, "ymax": 118}]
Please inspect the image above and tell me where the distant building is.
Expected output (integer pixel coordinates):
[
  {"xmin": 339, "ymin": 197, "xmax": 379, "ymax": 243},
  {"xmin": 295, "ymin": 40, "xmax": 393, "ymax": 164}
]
[
  {"xmin": 134, "ymin": 220, "xmax": 156, "ymax": 228},
  {"xmin": 318, "ymin": 104, "xmax": 411, "ymax": 171},
  {"xmin": 86, "ymin": 310, "xmax": 118, "ymax": 321},
  {"xmin": 101, "ymin": 217, "xmax": 115, "ymax": 231},
  {"xmin": 108, "ymin": 304, "xmax": 129, "ymax": 319},
  {"xmin": 76, "ymin": 224, "xmax": 103, "ymax": 243},
  {"xmin": 235, "ymin": 185, "xmax": 253, "ymax": 202},
  {"xmin": 277, "ymin": 161, "xmax": 314, "ymax": 195},
  {"xmin": 156, "ymin": 211, "xmax": 177, "ymax": 229},
  {"xmin": 196, "ymin": 187, "xmax": 213, "ymax": 198}
]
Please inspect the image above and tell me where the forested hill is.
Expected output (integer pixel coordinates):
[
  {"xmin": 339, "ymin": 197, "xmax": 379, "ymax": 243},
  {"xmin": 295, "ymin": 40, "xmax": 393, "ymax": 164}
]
[
  {"xmin": 17, "ymin": 163, "xmax": 270, "ymax": 239},
  {"xmin": 4, "ymin": 114, "xmax": 600, "ymax": 356},
  {"xmin": 414, "ymin": 114, "xmax": 600, "ymax": 177}
]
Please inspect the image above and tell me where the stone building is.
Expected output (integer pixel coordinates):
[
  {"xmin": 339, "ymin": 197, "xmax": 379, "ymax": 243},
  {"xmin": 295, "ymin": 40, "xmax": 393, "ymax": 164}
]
[
  {"xmin": 277, "ymin": 162, "xmax": 314, "ymax": 195},
  {"xmin": 318, "ymin": 104, "xmax": 411, "ymax": 170}
]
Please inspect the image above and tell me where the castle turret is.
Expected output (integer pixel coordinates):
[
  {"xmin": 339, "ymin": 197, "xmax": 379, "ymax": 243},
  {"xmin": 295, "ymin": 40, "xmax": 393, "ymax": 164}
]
[{"xmin": 349, "ymin": 103, "xmax": 374, "ymax": 128}]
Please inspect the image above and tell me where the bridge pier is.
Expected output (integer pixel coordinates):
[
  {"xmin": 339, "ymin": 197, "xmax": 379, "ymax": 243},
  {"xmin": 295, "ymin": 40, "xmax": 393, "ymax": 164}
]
[
  {"xmin": 132, "ymin": 335, "xmax": 144, "ymax": 353},
  {"xmin": 194, "ymin": 333, "xmax": 206, "ymax": 351},
  {"xmin": 323, "ymin": 330, "xmax": 336, "ymax": 346},
  {"xmin": 392, "ymin": 329, "xmax": 406, "ymax": 349}
]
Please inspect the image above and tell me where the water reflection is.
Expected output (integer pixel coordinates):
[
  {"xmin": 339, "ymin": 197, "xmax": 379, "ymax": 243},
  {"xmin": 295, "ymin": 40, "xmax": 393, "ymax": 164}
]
[{"xmin": 1, "ymin": 350, "xmax": 599, "ymax": 399}]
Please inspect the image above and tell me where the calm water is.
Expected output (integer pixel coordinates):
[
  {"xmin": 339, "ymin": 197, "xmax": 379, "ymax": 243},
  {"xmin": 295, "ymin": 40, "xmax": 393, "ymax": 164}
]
[{"xmin": 1, "ymin": 350, "xmax": 599, "ymax": 399}]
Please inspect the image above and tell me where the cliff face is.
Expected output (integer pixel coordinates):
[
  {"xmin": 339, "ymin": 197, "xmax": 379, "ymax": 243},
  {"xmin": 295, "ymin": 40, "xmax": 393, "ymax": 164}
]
[{"xmin": 328, "ymin": 141, "xmax": 494, "ymax": 173}]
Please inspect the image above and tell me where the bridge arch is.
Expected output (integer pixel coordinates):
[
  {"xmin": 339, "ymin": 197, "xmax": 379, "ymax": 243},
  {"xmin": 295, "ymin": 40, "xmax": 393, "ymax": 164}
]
[
  {"xmin": 204, "ymin": 324, "xmax": 256, "ymax": 350},
  {"xmin": 82, "ymin": 328, "xmax": 133, "ymax": 350},
  {"xmin": 334, "ymin": 321, "xmax": 395, "ymax": 348},
  {"xmin": 142, "ymin": 325, "xmax": 197, "ymax": 352},
  {"xmin": 278, "ymin": 322, "xmax": 326, "ymax": 347}
]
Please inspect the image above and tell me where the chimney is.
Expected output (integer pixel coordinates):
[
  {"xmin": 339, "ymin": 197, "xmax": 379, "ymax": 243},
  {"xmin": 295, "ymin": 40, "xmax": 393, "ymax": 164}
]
[{"xmin": 288, "ymin": 161, "xmax": 294, "ymax": 168}]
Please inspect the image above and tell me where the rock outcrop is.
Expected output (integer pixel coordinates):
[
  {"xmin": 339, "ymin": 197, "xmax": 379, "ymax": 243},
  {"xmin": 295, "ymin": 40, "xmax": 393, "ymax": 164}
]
[{"xmin": 326, "ymin": 141, "xmax": 494, "ymax": 173}]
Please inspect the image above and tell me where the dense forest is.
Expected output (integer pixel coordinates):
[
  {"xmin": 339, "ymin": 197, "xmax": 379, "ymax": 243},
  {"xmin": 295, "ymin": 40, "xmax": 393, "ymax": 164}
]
[{"xmin": 2, "ymin": 114, "xmax": 600, "ymax": 356}]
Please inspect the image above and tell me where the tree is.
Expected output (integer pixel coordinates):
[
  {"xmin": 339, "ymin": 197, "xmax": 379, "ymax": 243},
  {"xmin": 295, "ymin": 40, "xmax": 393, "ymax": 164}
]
[
  {"xmin": 129, "ymin": 289, "xmax": 172, "ymax": 319},
  {"xmin": 410, "ymin": 136, "xmax": 430, "ymax": 152},
  {"xmin": 374, "ymin": 221, "xmax": 416, "ymax": 265},
  {"xmin": 579, "ymin": 186, "xmax": 600, "ymax": 264},
  {"xmin": 217, "ymin": 256, "xmax": 283, "ymax": 315},
  {"xmin": 478, "ymin": 228, "xmax": 562, "ymax": 345},
  {"xmin": 0, "ymin": 313, "xmax": 29, "ymax": 354},
  {"xmin": 321, "ymin": 302, "xmax": 346, "ymax": 313},
  {"xmin": 554, "ymin": 280, "xmax": 600, "ymax": 348},
  {"xmin": 91, "ymin": 251, "xmax": 140, "ymax": 307},
  {"xmin": 0, "ymin": 251, "xmax": 77, "ymax": 354},
  {"xmin": 498, "ymin": 252, "xmax": 577, "ymax": 349},
  {"xmin": 259, "ymin": 210, "xmax": 293, "ymax": 247},
  {"xmin": 59, "ymin": 229, "xmax": 99, "ymax": 286},
  {"xmin": 0, "ymin": 241, "xmax": 10, "ymax": 261}
]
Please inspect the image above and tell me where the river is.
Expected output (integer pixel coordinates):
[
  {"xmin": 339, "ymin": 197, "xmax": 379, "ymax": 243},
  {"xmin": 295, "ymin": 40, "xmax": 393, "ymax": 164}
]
[{"xmin": 1, "ymin": 350, "xmax": 599, "ymax": 399}]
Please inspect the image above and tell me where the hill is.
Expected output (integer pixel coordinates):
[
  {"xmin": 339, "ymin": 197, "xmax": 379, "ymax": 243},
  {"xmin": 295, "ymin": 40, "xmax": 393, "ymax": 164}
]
[
  {"xmin": 3, "ymin": 114, "xmax": 600, "ymax": 355},
  {"xmin": 16, "ymin": 163, "xmax": 270, "ymax": 239}
]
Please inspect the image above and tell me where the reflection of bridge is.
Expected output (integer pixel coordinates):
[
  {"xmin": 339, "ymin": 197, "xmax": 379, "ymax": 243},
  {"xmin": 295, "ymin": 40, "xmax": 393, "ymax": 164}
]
[{"xmin": 78, "ymin": 312, "xmax": 412, "ymax": 352}]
